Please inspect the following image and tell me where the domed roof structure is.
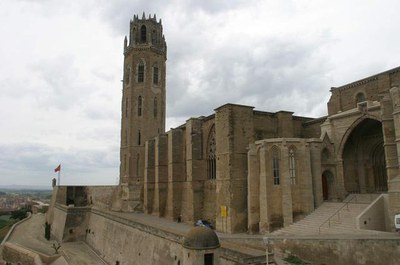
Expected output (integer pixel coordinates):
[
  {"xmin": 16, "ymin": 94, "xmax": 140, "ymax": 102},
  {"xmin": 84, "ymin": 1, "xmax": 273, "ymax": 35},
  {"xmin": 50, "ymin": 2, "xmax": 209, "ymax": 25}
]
[{"xmin": 183, "ymin": 226, "xmax": 220, "ymax": 250}]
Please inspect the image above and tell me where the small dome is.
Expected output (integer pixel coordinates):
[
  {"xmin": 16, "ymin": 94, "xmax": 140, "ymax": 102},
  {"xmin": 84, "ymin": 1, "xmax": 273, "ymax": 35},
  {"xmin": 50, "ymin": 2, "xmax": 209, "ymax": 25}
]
[{"xmin": 183, "ymin": 226, "xmax": 220, "ymax": 250}]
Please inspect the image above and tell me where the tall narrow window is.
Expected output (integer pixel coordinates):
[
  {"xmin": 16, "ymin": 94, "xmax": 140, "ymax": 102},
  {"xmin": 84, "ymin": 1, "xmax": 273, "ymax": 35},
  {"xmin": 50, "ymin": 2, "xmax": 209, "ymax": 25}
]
[
  {"xmin": 153, "ymin": 66, "xmax": 159, "ymax": 85},
  {"xmin": 138, "ymin": 130, "xmax": 141, "ymax": 145},
  {"xmin": 207, "ymin": 126, "xmax": 216, "ymax": 180},
  {"xmin": 140, "ymin": 25, "xmax": 147, "ymax": 43},
  {"xmin": 153, "ymin": 97, "xmax": 158, "ymax": 118},
  {"xmin": 138, "ymin": 62, "xmax": 144, "ymax": 83},
  {"xmin": 272, "ymin": 147, "xmax": 280, "ymax": 185},
  {"xmin": 138, "ymin": 96, "xmax": 142, "ymax": 116},
  {"xmin": 289, "ymin": 148, "xmax": 296, "ymax": 185}
]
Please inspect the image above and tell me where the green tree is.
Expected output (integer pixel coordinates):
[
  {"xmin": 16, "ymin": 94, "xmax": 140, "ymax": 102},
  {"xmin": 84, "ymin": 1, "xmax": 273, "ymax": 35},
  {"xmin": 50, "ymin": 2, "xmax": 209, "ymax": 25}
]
[{"xmin": 10, "ymin": 207, "xmax": 30, "ymax": 220}]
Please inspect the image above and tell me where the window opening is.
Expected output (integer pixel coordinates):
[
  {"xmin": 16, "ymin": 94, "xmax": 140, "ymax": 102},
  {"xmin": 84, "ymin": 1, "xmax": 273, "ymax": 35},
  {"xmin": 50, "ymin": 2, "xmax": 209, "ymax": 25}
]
[
  {"xmin": 204, "ymin": 253, "xmax": 214, "ymax": 265},
  {"xmin": 138, "ymin": 130, "xmax": 141, "ymax": 145},
  {"xmin": 272, "ymin": 148, "xmax": 280, "ymax": 185},
  {"xmin": 207, "ymin": 126, "xmax": 216, "ymax": 180},
  {"xmin": 138, "ymin": 96, "xmax": 142, "ymax": 116},
  {"xmin": 140, "ymin": 25, "xmax": 147, "ymax": 43},
  {"xmin": 153, "ymin": 66, "xmax": 159, "ymax": 84},
  {"xmin": 138, "ymin": 63, "xmax": 144, "ymax": 83},
  {"xmin": 356, "ymin": 92, "xmax": 366, "ymax": 103}
]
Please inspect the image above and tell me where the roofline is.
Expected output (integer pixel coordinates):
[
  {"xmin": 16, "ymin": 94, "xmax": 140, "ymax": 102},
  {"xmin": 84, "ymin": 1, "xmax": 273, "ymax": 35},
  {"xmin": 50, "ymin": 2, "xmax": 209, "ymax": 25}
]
[{"xmin": 330, "ymin": 65, "xmax": 400, "ymax": 92}]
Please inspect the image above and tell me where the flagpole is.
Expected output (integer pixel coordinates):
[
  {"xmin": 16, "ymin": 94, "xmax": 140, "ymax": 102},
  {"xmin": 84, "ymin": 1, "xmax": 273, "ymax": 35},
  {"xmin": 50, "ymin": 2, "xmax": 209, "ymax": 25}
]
[{"xmin": 58, "ymin": 170, "xmax": 60, "ymax": 186}]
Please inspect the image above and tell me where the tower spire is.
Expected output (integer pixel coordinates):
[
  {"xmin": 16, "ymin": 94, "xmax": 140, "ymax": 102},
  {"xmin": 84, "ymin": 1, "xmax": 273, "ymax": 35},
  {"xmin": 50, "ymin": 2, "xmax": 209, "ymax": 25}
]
[{"xmin": 118, "ymin": 14, "xmax": 166, "ymax": 212}]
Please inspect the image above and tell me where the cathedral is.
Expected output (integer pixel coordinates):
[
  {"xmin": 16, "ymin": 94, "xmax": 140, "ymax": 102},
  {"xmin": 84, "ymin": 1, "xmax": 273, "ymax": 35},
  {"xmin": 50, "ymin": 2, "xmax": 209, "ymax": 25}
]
[
  {"xmin": 4, "ymin": 13, "xmax": 400, "ymax": 265},
  {"xmin": 112, "ymin": 13, "xmax": 400, "ymax": 234}
]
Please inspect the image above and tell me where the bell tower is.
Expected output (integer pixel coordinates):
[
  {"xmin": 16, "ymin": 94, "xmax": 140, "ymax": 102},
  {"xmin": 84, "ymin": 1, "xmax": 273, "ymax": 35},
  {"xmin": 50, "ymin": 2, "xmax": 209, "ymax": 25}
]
[{"xmin": 119, "ymin": 13, "xmax": 166, "ymax": 211}]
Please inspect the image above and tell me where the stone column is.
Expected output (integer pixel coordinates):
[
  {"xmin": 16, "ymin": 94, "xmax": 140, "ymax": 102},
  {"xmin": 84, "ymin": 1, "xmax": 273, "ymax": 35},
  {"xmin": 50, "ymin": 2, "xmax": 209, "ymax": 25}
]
[
  {"xmin": 336, "ymin": 159, "xmax": 346, "ymax": 199},
  {"xmin": 281, "ymin": 142, "xmax": 293, "ymax": 227},
  {"xmin": 153, "ymin": 134, "xmax": 168, "ymax": 217},
  {"xmin": 166, "ymin": 129, "xmax": 185, "ymax": 220},
  {"xmin": 259, "ymin": 143, "xmax": 270, "ymax": 233},
  {"xmin": 182, "ymin": 118, "xmax": 204, "ymax": 223},
  {"xmin": 215, "ymin": 104, "xmax": 254, "ymax": 233},
  {"xmin": 247, "ymin": 143, "xmax": 260, "ymax": 233},
  {"xmin": 302, "ymin": 140, "xmax": 315, "ymax": 213},
  {"xmin": 144, "ymin": 139, "xmax": 155, "ymax": 214},
  {"xmin": 308, "ymin": 139, "xmax": 323, "ymax": 207}
]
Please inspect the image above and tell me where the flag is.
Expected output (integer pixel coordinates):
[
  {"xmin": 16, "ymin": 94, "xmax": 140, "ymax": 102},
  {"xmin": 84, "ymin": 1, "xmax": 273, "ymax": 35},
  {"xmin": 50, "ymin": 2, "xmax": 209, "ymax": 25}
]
[{"xmin": 54, "ymin": 164, "xmax": 61, "ymax": 172}]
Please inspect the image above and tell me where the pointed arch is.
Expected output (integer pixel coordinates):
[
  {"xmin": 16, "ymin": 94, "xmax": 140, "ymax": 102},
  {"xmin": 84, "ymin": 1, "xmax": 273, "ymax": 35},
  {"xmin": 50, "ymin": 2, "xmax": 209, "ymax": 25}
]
[
  {"xmin": 338, "ymin": 115, "xmax": 381, "ymax": 158},
  {"xmin": 207, "ymin": 125, "xmax": 216, "ymax": 180}
]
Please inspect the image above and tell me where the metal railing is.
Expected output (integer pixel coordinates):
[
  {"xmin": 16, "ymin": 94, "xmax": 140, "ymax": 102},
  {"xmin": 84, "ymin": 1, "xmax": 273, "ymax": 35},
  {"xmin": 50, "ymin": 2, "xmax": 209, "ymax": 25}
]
[{"xmin": 318, "ymin": 194, "xmax": 358, "ymax": 234}]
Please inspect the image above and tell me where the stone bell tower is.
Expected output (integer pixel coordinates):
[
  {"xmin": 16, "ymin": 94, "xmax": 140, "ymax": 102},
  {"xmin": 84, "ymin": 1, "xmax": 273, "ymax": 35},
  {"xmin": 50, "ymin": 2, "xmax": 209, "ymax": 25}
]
[{"xmin": 118, "ymin": 13, "xmax": 166, "ymax": 211}]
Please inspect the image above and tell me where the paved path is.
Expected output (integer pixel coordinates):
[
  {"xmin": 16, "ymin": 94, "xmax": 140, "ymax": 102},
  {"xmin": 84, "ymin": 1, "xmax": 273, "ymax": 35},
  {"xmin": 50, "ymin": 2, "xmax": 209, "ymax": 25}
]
[{"xmin": 6, "ymin": 213, "xmax": 106, "ymax": 264}]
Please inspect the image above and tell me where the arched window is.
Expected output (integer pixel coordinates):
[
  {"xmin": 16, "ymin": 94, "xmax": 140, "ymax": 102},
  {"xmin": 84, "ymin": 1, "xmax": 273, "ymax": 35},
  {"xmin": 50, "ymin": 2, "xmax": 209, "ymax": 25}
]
[
  {"xmin": 138, "ymin": 96, "xmax": 142, "ymax": 116},
  {"xmin": 153, "ymin": 66, "xmax": 159, "ymax": 85},
  {"xmin": 140, "ymin": 25, "xmax": 147, "ymax": 43},
  {"xmin": 153, "ymin": 97, "xmax": 158, "ymax": 118},
  {"xmin": 272, "ymin": 147, "xmax": 280, "ymax": 185},
  {"xmin": 289, "ymin": 148, "xmax": 296, "ymax": 185},
  {"xmin": 356, "ymin": 92, "xmax": 366, "ymax": 103},
  {"xmin": 207, "ymin": 126, "xmax": 216, "ymax": 180},
  {"xmin": 138, "ymin": 62, "xmax": 144, "ymax": 83}
]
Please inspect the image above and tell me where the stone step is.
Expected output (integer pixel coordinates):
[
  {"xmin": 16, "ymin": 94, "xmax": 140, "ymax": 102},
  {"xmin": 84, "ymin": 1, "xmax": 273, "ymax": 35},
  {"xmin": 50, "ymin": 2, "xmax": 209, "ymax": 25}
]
[{"xmin": 270, "ymin": 194, "xmax": 379, "ymax": 236}]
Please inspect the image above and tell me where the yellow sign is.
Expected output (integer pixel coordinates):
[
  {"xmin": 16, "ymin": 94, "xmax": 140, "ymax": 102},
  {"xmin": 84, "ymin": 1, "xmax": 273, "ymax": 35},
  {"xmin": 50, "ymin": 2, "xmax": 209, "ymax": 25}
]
[{"xmin": 220, "ymin": 205, "xmax": 227, "ymax": 217}]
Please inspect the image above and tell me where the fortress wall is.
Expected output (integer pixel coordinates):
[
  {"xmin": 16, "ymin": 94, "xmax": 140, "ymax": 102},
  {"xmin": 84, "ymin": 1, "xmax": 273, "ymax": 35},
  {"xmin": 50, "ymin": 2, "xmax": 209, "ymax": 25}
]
[
  {"xmin": 85, "ymin": 210, "xmax": 183, "ymax": 265},
  {"xmin": 85, "ymin": 186, "xmax": 116, "ymax": 210},
  {"xmin": 51, "ymin": 205, "xmax": 67, "ymax": 242},
  {"xmin": 269, "ymin": 237, "xmax": 400, "ymax": 265}
]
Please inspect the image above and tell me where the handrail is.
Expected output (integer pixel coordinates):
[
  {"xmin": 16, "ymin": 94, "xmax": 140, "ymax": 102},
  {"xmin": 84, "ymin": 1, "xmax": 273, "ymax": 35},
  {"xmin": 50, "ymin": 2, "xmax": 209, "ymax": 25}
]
[{"xmin": 318, "ymin": 194, "xmax": 358, "ymax": 234}]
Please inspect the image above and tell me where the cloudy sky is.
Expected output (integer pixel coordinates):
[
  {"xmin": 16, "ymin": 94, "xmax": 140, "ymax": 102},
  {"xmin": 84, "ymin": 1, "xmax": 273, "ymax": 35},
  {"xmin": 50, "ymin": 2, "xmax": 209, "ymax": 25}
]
[{"xmin": 1, "ymin": 0, "xmax": 399, "ymax": 188}]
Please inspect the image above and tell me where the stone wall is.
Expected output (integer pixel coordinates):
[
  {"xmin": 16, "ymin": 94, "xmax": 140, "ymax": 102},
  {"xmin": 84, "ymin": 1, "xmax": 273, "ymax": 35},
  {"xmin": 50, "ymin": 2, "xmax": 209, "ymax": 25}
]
[
  {"xmin": 52, "ymin": 205, "xmax": 90, "ymax": 242},
  {"xmin": 357, "ymin": 194, "xmax": 390, "ymax": 231},
  {"xmin": 86, "ymin": 186, "xmax": 115, "ymax": 210},
  {"xmin": 85, "ymin": 209, "xmax": 183, "ymax": 265},
  {"xmin": 269, "ymin": 237, "xmax": 400, "ymax": 265},
  {"xmin": 327, "ymin": 67, "xmax": 400, "ymax": 116}
]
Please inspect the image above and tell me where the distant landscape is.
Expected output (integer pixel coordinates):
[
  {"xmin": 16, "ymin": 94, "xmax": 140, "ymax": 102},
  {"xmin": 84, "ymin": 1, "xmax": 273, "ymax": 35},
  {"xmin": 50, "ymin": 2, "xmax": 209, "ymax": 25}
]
[{"xmin": 0, "ymin": 185, "xmax": 52, "ymax": 191}]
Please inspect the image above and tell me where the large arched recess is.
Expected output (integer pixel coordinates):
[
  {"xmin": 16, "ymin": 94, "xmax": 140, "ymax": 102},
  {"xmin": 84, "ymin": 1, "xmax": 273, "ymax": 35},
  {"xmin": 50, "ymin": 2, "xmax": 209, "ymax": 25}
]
[{"xmin": 340, "ymin": 117, "xmax": 387, "ymax": 193}]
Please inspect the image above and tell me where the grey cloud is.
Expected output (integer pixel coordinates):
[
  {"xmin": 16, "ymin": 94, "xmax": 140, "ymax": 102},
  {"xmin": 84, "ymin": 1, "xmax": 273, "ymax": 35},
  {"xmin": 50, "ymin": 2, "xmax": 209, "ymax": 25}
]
[
  {"xmin": 0, "ymin": 143, "xmax": 118, "ymax": 186},
  {"xmin": 166, "ymin": 32, "xmax": 333, "ymax": 120}
]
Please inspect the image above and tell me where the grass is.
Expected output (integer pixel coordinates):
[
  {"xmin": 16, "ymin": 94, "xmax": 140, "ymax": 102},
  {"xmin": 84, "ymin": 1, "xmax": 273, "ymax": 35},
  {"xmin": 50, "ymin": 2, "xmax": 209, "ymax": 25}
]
[{"xmin": 284, "ymin": 255, "xmax": 311, "ymax": 265}]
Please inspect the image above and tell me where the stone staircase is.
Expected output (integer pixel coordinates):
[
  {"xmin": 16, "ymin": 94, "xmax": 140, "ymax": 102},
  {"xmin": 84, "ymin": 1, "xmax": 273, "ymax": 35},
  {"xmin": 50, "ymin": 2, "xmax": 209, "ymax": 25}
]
[{"xmin": 271, "ymin": 194, "xmax": 381, "ymax": 236}]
